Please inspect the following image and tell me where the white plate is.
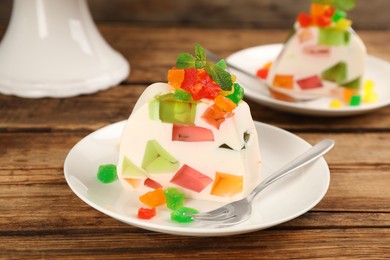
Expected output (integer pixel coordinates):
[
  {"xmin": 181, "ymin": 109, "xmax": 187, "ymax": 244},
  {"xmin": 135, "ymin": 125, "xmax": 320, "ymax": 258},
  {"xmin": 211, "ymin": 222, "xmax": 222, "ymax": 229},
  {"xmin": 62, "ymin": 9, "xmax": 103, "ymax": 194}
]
[
  {"xmin": 227, "ymin": 44, "xmax": 390, "ymax": 116},
  {"xmin": 64, "ymin": 121, "xmax": 330, "ymax": 236}
]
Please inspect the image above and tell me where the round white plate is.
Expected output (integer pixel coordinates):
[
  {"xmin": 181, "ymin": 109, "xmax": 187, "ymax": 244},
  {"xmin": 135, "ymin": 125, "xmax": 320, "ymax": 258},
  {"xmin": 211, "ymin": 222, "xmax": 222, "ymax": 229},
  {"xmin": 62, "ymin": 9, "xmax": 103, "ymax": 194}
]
[
  {"xmin": 64, "ymin": 121, "xmax": 330, "ymax": 236},
  {"xmin": 227, "ymin": 44, "xmax": 390, "ymax": 116}
]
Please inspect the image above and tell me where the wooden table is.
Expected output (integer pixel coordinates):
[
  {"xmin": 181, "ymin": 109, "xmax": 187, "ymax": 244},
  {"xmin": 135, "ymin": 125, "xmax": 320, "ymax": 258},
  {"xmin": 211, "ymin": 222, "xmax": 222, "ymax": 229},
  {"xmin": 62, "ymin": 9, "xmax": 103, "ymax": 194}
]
[{"xmin": 1, "ymin": 26, "xmax": 389, "ymax": 258}]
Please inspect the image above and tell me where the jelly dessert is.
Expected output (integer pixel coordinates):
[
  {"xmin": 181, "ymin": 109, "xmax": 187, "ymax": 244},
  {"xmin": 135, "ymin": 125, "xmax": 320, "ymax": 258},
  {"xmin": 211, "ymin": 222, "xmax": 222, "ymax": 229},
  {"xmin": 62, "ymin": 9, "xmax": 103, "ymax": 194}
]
[
  {"xmin": 117, "ymin": 44, "xmax": 261, "ymax": 203},
  {"xmin": 263, "ymin": 0, "xmax": 369, "ymax": 105}
]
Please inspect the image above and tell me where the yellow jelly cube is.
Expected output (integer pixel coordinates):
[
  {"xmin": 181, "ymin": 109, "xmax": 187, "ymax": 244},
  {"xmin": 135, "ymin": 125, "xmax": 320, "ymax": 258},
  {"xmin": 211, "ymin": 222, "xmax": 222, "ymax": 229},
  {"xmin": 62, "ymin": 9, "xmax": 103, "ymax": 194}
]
[
  {"xmin": 334, "ymin": 18, "xmax": 352, "ymax": 31},
  {"xmin": 214, "ymin": 95, "xmax": 237, "ymax": 112},
  {"xmin": 211, "ymin": 172, "xmax": 243, "ymax": 197},
  {"xmin": 363, "ymin": 92, "xmax": 378, "ymax": 103},
  {"xmin": 364, "ymin": 80, "xmax": 375, "ymax": 92},
  {"xmin": 329, "ymin": 99, "xmax": 343, "ymax": 108}
]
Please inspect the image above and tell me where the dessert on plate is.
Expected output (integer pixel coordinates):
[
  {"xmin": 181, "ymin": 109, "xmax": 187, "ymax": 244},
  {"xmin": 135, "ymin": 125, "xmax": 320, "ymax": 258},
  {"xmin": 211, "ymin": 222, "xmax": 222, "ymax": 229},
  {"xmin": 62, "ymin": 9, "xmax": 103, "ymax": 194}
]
[
  {"xmin": 117, "ymin": 44, "xmax": 261, "ymax": 203},
  {"xmin": 259, "ymin": 0, "xmax": 375, "ymax": 106}
]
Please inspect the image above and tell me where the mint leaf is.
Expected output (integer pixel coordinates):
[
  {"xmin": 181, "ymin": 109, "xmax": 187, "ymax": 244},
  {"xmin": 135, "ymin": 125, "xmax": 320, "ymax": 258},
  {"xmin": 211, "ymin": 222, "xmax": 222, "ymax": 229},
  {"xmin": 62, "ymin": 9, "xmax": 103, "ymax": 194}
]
[
  {"xmin": 312, "ymin": 0, "xmax": 355, "ymax": 11},
  {"xmin": 194, "ymin": 43, "xmax": 206, "ymax": 61},
  {"xmin": 195, "ymin": 60, "xmax": 206, "ymax": 69},
  {"xmin": 205, "ymin": 62, "xmax": 232, "ymax": 91},
  {"xmin": 216, "ymin": 59, "xmax": 227, "ymax": 70},
  {"xmin": 176, "ymin": 53, "xmax": 196, "ymax": 69}
]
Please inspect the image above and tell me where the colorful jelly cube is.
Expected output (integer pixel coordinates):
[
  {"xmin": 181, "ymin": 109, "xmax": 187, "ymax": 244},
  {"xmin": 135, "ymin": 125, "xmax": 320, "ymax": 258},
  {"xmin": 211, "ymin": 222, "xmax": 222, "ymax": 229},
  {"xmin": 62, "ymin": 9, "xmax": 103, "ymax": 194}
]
[
  {"xmin": 319, "ymin": 28, "xmax": 350, "ymax": 46},
  {"xmin": 122, "ymin": 156, "xmax": 147, "ymax": 178},
  {"xmin": 137, "ymin": 207, "xmax": 156, "ymax": 219},
  {"xmin": 297, "ymin": 75, "xmax": 323, "ymax": 90},
  {"xmin": 201, "ymin": 104, "xmax": 233, "ymax": 129},
  {"xmin": 297, "ymin": 12, "xmax": 312, "ymax": 27},
  {"xmin": 172, "ymin": 125, "xmax": 214, "ymax": 142},
  {"xmin": 303, "ymin": 45, "xmax": 331, "ymax": 57},
  {"xmin": 226, "ymin": 83, "xmax": 244, "ymax": 104},
  {"xmin": 273, "ymin": 74, "xmax": 294, "ymax": 89},
  {"xmin": 171, "ymin": 206, "xmax": 199, "ymax": 223},
  {"xmin": 349, "ymin": 95, "xmax": 361, "ymax": 106},
  {"xmin": 142, "ymin": 140, "xmax": 180, "ymax": 173},
  {"xmin": 214, "ymin": 95, "xmax": 237, "ymax": 112},
  {"xmin": 329, "ymin": 99, "xmax": 343, "ymax": 108},
  {"xmin": 181, "ymin": 68, "xmax": 221, "ymax": 100},
  {"xmin": 343, "ymin": 88, "xmax": 358, "ymax": 104},
  {"xmin": 170, "ymin": 164, "xmax": 213, "ymax": 193},
  {"xmin": 316, "ymin": 15, "xmax": 332, "ymax": 27},
  {"xmin": 156, "ymin": 94, "xmax": 197, "ymax": 125},
  {"xmin": 173, "ymin": 89, "xmax": 191, "ymax": 101},
  {"xmin": 332, "ymin": 9, "xmax": 346, "ymax": 22},
  {"xmin": 334, "ymin": 18, "xmax": 352, "ymax": 31},
  {"xmin": 168, "ymin": 69, "xmax": 185, "ymax": 89},
  {"xmin": 298, "ymin": 28, "xmax": 314, "ymax": 43},
  {"xmin": 124, "ymin": 178, "xmax": 143, "ymax": 189},
  {"xmin": 321, "ymin": 61, "xmax": 347, "ymax": 84},
  {"xmin": 342, "ymin": 76, "xmax": 361, "ymax": 90},
  {"xmin": 144, "ymin": 178, "xmax": 163, "ymax": 189},
  {"xmin": 97, "ymin": 164, "xmax": 117, "ymax": 183},
  {"xmin": 210, "ymin": 172, "xmax": 243, "ymax": 197},
  {"xmin": 363, "ymin": 92, "xmax": 378, "ymax": 103},
  {"xmin": 310, "ymin": 3, "xmax": 329, "ymax": 18},
  {"xmin": 164, "ymin": 187, "xmax": 185, "ymax": 210},
  {"xmin": 139, "ymin": 188, "xmax": 166, "ymax": 207}
]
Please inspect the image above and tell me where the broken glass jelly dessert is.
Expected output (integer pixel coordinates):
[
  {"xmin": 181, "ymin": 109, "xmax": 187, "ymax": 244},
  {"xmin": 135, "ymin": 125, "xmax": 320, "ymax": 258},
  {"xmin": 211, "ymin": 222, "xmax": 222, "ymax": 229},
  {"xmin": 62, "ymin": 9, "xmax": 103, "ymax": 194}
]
[
  {"xmin": 117, "ymin": 44, "xmax": 261, "ymax": 203},
  {"xmin": 262, "ymin": 0, "xmax": 370, "ymax": 106},
  {"xmin": 97, "ymin": 164, "xmax": 117, "ymax": 183}
]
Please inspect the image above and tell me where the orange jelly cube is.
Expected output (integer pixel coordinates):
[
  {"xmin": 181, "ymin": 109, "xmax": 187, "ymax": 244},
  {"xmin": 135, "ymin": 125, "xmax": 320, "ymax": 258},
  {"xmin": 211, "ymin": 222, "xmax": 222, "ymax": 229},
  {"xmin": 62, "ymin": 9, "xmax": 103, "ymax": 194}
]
[
  {"xmin": 214, "ymin": 95, "xmax": 237, "ymax": 112},
  {"xmin": 168, "ymin": 69, "xmax": 185, "ymax": 89},
  {"xmin": 273, "ymin": 74, "xmax": 294, "ymax": 89},
  {"xmin": 139, "ymin": 188, "xmax": 166, "ymax": 207},
  {"xmin": 201, "ymin": 104, "xmax": 234, "ymax": 129},
  {"xmin": 343, "ymin": 88, "xmax": 358, "ymax": 104},
  {"xmin": 211, "ymin": 172, "xmax": 243, "ymax": 197},
  {"xmin": 310, "ymin": 3, "xmax": 329, "ymax": 18}
]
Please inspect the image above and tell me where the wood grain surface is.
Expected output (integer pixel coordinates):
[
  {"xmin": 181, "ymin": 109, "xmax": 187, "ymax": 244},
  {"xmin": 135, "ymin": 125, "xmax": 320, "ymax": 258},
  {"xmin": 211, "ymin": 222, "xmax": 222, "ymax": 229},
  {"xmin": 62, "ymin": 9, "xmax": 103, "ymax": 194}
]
[{"xmin": 0, "ymin": 24, "xmax": 389, "ymax": 258}]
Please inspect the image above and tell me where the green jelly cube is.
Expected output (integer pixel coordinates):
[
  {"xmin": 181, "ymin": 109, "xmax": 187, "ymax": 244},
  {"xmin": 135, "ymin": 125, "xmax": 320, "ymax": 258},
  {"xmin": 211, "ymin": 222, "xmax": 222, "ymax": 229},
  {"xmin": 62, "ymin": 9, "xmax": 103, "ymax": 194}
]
[
  {"xmin": 349, "ymin": 95, "xmax": 361, "ymax": 106},
  {"xmin": 158, "ymin": 94, "xmax": 197, "ymax": 125},
  {"xmin": 173, "ymin": 89, "xmax": 191, "ymax": 101},
  {"xmin": 122, "ymin": 156, "xmax": 147, "ymax": 178},
  {"xmin": 319, "ymin": 28, "xmax": 349, "ymax": 46},
  {"xmin": 164, "ymin": 187, "xmax": 185, "ymax": 210},
  {"xmin": 171, "ymin": 206, "xmax": 199, "ymax": 223},
  {"xmin": 97, "ymin": 164, "xmax": 117, "ymax": 183},
  {"xmin": 342, "ymin": 76, "xmax": 362, "ymax": 90},
  {"xmin": 332, "ymin": 9, "xmax": 346, "ymax": 22},
  {"xmin": 226, "ymin": 83, "xmax": 244, "ymax": 104},
  {"xmin": 142, "ymin": 140, "xmax": 179, "ymax": 173},
  {"xmin": 321, "ymin": 62, "xmax": 347, "ymax": 84}
]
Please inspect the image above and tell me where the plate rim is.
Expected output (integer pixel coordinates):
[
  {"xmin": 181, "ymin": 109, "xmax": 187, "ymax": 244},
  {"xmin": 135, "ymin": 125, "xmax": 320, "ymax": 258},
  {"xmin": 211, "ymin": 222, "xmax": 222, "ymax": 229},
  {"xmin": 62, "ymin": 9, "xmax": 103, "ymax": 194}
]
[
  {"xmin": 64, "ymin": 120, "xmax": 331, "ymax": 236},
  {"xmin": 227, "ymin": 43, "xmax": 390, "ymax": 116}
]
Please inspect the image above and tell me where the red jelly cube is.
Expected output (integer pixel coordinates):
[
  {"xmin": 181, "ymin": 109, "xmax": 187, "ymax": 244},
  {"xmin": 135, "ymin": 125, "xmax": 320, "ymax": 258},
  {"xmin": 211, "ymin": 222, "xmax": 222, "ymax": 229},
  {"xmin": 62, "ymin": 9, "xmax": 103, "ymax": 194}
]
[
  {"xmin": 170, "ymin": 164, "xmax": 213, "ymax": 193},
  {"xmin": 297, "ymin": 75, "xmax": 323, "ymax": 90},
  {"xmin": 144, "ymin": 178, "xmax": 163, "ymax": 189},
  {"xmin": 297, "ymin": 13, "xmax": 312, "ymax": 28},
  {"xmin": 181, "ymin": 68, "xmax": 221, "ymax": 100},
  {"xmin": 256, "ymin": 68, "xmax": 269, "ymax": 79},
  {"xmin": 172, "ymin": 125, "xmax": 214, "ymax": 142},
  {"xmin": 317, "ymin": 15, "xmax": 332, "ymax": 27},
  {"xmin": 137, "ymin": 207, "xmax": 156, "ymax": 219}
]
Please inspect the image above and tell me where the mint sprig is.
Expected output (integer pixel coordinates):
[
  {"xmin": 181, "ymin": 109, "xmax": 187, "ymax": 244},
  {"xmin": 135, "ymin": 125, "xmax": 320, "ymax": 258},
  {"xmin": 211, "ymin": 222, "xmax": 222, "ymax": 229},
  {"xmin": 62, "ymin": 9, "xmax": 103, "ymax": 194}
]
[
  {"xmin": 312, "ymin": 0, "xmax": 356, "ymax": 11},
  {"xmin": 175, "ymin": 44, "xmax": 233, "ymax": 91}
]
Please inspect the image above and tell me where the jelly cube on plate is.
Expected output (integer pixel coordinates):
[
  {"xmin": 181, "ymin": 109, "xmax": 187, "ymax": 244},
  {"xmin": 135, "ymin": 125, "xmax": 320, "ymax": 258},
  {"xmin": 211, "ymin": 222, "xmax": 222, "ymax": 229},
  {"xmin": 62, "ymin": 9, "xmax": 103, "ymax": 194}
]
[
  {"xmin": 170, "ymin": 164, "xmax": 213, "ymax": 193},
  {"xmin": 97, "ymin": 164, "xmax": 117, "ymax": 183},
  {"xmin": 349, "ymin": 95, "xmax": 361, "ymax": 106},
  {"xmin": 171, "ymin": 206, "xmax": 199, "ymax": 223},
  {"xmin": 164, "ymin": 187, "xmax": 185, "ymax": 210},
  {"xmin": 137, "ymin": 207, "xmax": 156, "ymax": 220},
  {"xmin": 139, "ymin": 188, "xmax": 166, "ymax": 207}
]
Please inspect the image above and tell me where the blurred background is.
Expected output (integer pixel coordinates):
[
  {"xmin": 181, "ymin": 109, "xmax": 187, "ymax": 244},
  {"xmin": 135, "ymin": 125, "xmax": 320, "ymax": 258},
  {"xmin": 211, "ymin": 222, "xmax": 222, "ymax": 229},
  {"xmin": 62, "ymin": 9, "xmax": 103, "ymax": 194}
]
[{"xmin": 0, "ymin": 0, "xmax": 389, "ymax": 30}]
